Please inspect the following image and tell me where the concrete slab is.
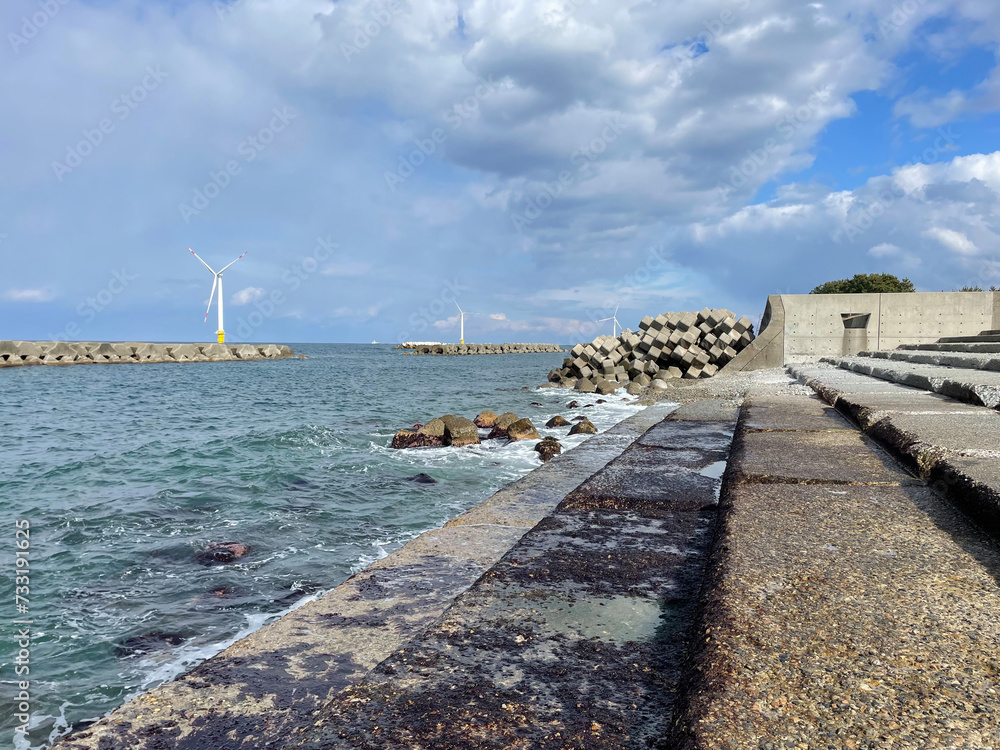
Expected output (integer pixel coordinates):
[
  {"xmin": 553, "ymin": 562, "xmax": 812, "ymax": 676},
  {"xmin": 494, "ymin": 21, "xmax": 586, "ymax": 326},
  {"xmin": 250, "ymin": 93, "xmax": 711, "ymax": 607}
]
[
  {"xmin": 732, "ymin": 430, "xmax": 920, "ymax": 485},
  {"xmin": 742, "ymin": 396, "xmax": 854, "ymax": 432},
  {"xmin": 665, "ymin": 399, "xmax": 739, "ymax": 422},
  {"xmin": 679, "ymin": 482, "xmax": 1000, "ymax": 749}
]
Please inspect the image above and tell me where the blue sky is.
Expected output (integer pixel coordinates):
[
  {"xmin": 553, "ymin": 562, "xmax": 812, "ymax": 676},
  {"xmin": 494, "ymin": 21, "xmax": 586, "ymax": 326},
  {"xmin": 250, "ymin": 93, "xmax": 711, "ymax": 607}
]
[{"xmin": 2, "ymin": 0, "xmax": 1000, "ymax": 344}]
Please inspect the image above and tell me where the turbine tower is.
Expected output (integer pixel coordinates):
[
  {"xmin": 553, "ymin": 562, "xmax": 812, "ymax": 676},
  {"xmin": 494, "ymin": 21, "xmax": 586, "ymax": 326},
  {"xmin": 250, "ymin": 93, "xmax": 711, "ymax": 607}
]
[
  {"xmin": 597, "ymin": 301, "xmax": 622, "ymax": 338},
  {"xmin": 455, "ymin": 300, "xmax": 469, "ymax": 345},
  {"xmin": 189, "ymin": 247, "xmax": 248, "ymax": 344}
]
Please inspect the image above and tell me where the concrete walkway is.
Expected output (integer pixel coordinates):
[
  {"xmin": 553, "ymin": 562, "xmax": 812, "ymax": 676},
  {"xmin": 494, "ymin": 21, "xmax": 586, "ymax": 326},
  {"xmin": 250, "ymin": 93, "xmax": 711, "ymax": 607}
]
[
  {"xmin": 292, "ymin": 402, "xmax": 736, "ymax": 749},
  {"xmin": 675, "ymin": 393, "xmax": 1000, "ymax": 749}
]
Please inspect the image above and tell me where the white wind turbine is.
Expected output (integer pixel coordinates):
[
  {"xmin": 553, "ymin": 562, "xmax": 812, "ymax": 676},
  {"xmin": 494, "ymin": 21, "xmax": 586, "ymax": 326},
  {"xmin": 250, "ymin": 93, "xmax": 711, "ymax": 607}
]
[
  {"xmin": 455, "ymin": 300, "xmax": 470, "ymax": 344},
  {"xmin": 597, "ymin": 301, "xmax": 622, "ymax": 338},
  {"xmin": 189, "ymin": 247, "xmax": 248, "ymax": 344}
]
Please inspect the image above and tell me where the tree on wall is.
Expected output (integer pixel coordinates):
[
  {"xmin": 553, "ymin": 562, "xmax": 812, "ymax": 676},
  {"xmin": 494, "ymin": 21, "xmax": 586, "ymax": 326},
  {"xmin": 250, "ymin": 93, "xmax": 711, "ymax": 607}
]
[{"xmin": 810, "ymin": 274, "xmax": 916, "ymax": 294}]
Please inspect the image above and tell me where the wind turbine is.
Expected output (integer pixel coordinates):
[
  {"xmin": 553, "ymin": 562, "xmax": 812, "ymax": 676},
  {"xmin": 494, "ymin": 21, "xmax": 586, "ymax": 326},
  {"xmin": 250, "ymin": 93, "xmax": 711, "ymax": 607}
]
[
  {"xmin": 597, "ymin": 301, "xmax": 622, "ymax": 338},
  {"xmin": 189, "ymin": 247, "xmax": 248, "ymax": 344},
  {"xmin": 455, "ymin": 300, "xmax": 470, "ymax": 344}
]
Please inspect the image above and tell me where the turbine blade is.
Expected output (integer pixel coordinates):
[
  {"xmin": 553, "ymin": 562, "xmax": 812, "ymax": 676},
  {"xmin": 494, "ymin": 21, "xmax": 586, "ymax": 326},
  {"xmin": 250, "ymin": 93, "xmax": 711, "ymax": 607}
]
[
  {"xmin": 455, "ymin": 300, "xmax": 464, "ymax": 314},
  {"xmin": 189, "ymin": 247, "xmax": 216, "ymax": 275},
  {"xmin": 219, "ymin": 251, "xmax": 249, "ymax": 274},
  {"xmin": 203, "ymin": 277, "xmax": 218, "ymax": 325}
]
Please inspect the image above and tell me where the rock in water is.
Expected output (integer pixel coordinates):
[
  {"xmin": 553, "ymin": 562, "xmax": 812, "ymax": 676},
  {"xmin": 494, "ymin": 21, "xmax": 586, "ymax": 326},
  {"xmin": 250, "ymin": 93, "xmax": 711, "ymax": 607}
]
[
  {"xmin": 545, "ymin": 415, "xmax": 571, "ymax": 428},
  {"xmin": 419, "ymin": 418, "xmax": 446, "ymax": 438},
  {"xmin": 534, "ymin": 436, "xmax": 562, "ymax": 462},
  {"xmin": 507, "ymin": 418, "xmax": 540, "ymax": 442},
  {"xmin": 404, "ymin": 473, "xmax": 438, "ymax": 484},
  {"xmin": 473, "ymin": 410, "xmax": 499, "ymax": 428},
  {"xmin": 440, "ymin": 415, "xmax": 480, "ymax": 447},
  {"xmin": 392, "ymin": 430, "xmax": 444, "ymax": 449},
  {"xmin": 487, "ymin": 412, "xmax": 520, "ymax": 439},
  {"xmin": 196, "ymin": 542, "xmax": 251, "ymax": 565},
  {"xmin": 114, "ymin": 632, "xmax": 187, "ymax": 657},
  {"xmin": 569, "ymin": 418, "xmax": 597, "ymax": 435},
  {"xmin": 566, "ymin": 401, "xmax": 580, "ymax": 409}
]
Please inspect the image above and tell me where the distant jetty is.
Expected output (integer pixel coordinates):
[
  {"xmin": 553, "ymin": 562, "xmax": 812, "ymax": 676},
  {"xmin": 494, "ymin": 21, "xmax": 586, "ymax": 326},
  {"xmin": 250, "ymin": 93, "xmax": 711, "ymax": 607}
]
[
  {"xmin": 396, "ymin": 342, "xmax": 563, "ymax": 355},
  {"xmin": 0, "ymin": 341, "xmax": 295, "ymax": 367}
]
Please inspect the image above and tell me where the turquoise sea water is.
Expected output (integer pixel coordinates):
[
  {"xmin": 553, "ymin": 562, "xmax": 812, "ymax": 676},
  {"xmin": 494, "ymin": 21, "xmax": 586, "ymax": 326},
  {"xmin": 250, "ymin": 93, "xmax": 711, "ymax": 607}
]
[{"xmin": 0, "ymin": 344, "xmax": 643, "ymax": 748}]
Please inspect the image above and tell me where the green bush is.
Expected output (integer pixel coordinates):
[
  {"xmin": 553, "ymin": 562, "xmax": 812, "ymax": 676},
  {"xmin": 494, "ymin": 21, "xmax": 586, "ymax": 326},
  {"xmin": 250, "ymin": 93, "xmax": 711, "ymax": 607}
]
[{"xmin": 810, "ymin": 274, "xmax": 915, "ymax": 294}]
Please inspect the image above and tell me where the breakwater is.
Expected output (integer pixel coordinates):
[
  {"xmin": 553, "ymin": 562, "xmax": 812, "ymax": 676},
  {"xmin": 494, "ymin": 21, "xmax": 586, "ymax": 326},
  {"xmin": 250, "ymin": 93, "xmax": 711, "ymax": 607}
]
[
  {"xmin": 397, "ymin": 342, "xmax": 563, "ymax": 355},
  {"xmin": 0, "ymin": 340, "xmax": 295, "ymax": 367}
]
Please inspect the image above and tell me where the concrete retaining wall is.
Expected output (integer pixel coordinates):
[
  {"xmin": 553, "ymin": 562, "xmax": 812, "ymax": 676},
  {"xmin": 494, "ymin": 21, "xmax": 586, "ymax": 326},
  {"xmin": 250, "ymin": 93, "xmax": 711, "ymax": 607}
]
[
  {"xmin": 0, "ymin": 341, "xmax": 295, "ymax": 367},
  {"xmin": 724, "ymin": 292, "xmax": 1000, "ymax": 370},
  {"xmin": 399, "ymin": 343, "xmax": 563, "ymax": 355}
]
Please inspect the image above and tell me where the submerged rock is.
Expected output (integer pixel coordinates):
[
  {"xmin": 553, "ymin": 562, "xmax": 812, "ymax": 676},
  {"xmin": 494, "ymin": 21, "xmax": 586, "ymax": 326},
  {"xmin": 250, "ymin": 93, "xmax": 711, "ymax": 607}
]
[
  {"xmin": 534, "ymin": 436, "xmax": 562, "ymax": 462},
  {"xmin": 404, "ymin": 473, "xmax": 438, "ymax": 484},
  {"xmin": 569, "ymin": 418, "xmax": 597, "ymax": 435},
  {"xmin": 567, "ymin": 400, "xmax": 580, "ymax": 409},
  {"xmin": 114, "ymin": 632, "xmax": 187, "ymax": 657},
  {"xmin": 196, "ymin": 542, "xmax": 251, "ymax": 565},
  {"xmin": 545, "ymin": 415, "xmax": 571, "ymax": 428},
  {"xmin": 473, "ymin": 410, "xmax": 499, "ymax": 428},
  {"xmin": 507, "ymin": 418, "xmax": 540, "ymax": 442}
]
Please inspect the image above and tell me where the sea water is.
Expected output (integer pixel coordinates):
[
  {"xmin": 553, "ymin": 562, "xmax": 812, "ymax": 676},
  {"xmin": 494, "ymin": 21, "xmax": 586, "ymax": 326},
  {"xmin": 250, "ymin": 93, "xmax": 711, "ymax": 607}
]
[{"xmin": 0, "ymin": 344, "xmax": 643, "ymax": 748}]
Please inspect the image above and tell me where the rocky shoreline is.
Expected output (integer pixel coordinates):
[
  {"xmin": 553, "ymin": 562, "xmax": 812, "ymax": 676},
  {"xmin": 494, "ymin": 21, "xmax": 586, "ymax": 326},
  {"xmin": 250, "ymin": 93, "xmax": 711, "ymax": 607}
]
[{"xmin": 0, "ymin": 340, "xmax": 296, "ymax": 367}]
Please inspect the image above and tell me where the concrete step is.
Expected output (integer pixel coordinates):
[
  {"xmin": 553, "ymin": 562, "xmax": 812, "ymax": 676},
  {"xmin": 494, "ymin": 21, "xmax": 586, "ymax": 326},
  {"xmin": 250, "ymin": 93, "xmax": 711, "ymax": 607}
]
[
  {"xmin": 292, "ymin": 402, "xmax": 738, "ymax": 748},
  {"xmin": 789, "ymin": 362, "xmax": 1000, "ymax": 537},
  {"xmin": 937, "ymin": 334, "xmax": 1000, "ymax": 343},
  {"xmin": 854, "ymin": 348, "xmax": 1000, "ymax": 372},
  {"xmin": 675, "ymin": 392, "xmax": 1000, "ymax": 748},
  {"xmin": 900, "ymin": 342, "xmax": 1000, "ymax": 354},
  {"xmin": 821, "ymin": 355, "xmax": 1000, "ymax": 409},
  {"xmin": 53, "ymin": 401, "xmax": 678, "ymax": 750}
]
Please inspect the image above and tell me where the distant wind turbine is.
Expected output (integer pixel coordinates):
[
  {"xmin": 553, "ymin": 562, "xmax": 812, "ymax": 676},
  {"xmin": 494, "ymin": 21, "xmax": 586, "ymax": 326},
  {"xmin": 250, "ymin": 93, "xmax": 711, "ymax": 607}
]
[
  {"xmin": 455, "ymin": 301, "xmax": 470, "ymax": 344},
  {"xmin": 597, "ymin": 301, "xmax": 622, "ymax": 338},
  {"xmin": 189, "ymin": 247, "xmax": 248, "ymax": 344}
]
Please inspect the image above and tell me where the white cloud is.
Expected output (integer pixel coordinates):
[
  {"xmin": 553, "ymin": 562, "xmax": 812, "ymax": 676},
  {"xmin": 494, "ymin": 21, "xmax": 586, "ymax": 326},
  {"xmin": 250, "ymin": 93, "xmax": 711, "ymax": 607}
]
[
  {"xmin": 4, "ymin": 288, "xmax": 55, "ymax": 302},
  {"xmin": 231, "ymin": 287, "xmax": 266, "ymax": 305},
  {"xmin": 868, "ymin": 242, "xmax": 900, "ymax": 257},
  {"xmin": 923, "ymin": 227, "xmax": 978, "ymax": 256}
]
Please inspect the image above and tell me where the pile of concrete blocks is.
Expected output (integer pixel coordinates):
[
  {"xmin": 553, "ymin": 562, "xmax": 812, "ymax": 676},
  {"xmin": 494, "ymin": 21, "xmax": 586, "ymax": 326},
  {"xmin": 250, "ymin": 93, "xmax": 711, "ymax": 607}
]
[
  {"xmin": 548, "ymin": 308, "xmax": 755, "ymax": 390},
  {"xmin": 0, "ymin": 341, "xmax": 296, "ymax": 368}
]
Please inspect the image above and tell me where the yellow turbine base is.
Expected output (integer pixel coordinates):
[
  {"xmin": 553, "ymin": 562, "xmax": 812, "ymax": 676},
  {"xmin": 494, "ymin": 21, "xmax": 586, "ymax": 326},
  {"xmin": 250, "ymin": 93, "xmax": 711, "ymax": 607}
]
[
  {"xmin": 217, "ymin": 330, "xmax": 225, "ymax": 344},
  {"xmin": 460, "ymin": 338, "xmax": 464, "ymax": 344}
]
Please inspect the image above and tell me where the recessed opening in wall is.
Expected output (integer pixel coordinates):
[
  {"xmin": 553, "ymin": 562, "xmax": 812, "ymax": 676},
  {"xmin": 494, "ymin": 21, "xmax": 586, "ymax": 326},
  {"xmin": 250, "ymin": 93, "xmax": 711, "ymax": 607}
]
[{"xmin": 841, "ymin": 313, "xmax": 871, "ymax": 329}]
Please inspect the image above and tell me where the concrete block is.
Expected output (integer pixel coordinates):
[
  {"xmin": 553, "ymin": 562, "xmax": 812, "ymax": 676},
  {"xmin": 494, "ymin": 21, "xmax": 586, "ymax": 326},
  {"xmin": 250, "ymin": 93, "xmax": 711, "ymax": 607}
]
[
  {"xmin": 681, "ymin": 330, "xmax": 698, "ymax": 347},
  {"xmin": 639, "ymin": 316, "xmax": 654, "ymax": 331},
  {"xmin": 644, "ymin": 361, "xmax": 660, "ymax": 375},
  {"xmin": 703, "ymin": 333, "xmax": 718, "ymax": 349},
  {"xmin": 701, "ymin": 363, "xmax": 719, "ymax": 378},
  {"xmin": 666, "ymin": 366, "xmax": 684, "ymax": 379},
  {"xmin": 654, "ymin": 330, "xmax": 671, "ymax": 347},
  {"xmin": 571, "ymin": 343, "xmax": 586, "ymax": 357},
  {"xmin": 696, "ymin": 307, "xmax": 713, "ymax": 324},
  {"xmin": 684, "ymin": 364, "xmax": 704, "ymax": 379},
  {"xmin": 697, "ymin": 321, "xmax": 713, "ymax": 336},
  {"xmin": 733, "ymin": 316, "xmax": 753, "ymax": 334}
]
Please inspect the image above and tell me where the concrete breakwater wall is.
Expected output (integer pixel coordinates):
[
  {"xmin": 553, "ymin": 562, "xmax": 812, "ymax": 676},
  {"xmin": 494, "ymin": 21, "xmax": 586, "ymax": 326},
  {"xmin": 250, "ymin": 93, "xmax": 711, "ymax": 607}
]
[
  {"xmin": 0, "ymin": 340, "xmax": 295, "ymax": 367},
  {"xmin": 398, "ymin": 343, "xmax": 563, "ymax": 355}
]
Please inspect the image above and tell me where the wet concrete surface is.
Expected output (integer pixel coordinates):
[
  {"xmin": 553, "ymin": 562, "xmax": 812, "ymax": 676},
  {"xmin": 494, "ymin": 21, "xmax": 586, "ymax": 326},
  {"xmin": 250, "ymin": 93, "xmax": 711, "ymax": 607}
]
[{"xmin": 293, "ymin": 411, "xmax": 737, "ymax": 749}]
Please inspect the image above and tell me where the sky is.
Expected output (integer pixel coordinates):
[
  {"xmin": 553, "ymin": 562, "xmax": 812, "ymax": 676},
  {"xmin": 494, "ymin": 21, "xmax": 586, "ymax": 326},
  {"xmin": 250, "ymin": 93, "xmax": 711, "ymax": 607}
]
[{"xmin": 2, "ymin": 0, "xmax": 1000, "ymax": 344}]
